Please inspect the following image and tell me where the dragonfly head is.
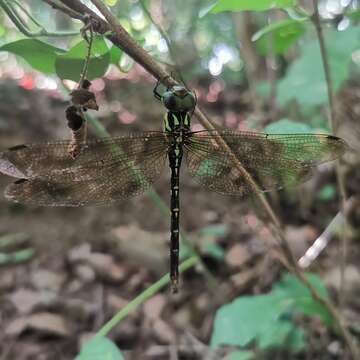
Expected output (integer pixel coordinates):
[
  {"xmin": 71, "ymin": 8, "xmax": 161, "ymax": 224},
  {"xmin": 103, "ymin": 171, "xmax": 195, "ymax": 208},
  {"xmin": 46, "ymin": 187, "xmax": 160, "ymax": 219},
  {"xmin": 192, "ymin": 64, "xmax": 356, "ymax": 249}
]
[{"xmin": 162, "ymin": 85, "xmax": 196, "ymax": 113}]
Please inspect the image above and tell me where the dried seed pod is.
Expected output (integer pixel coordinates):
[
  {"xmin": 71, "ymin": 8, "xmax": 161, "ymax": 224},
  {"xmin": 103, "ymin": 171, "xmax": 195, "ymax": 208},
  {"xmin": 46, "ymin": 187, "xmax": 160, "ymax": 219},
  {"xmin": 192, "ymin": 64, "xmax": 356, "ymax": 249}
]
[
  {"xmin": 81, "ymin": 79, "xmax": 92, "ymax": 90},
  {"xmin": 65, "ymin": 106, "xmax": 87, "ymax": 159},
  {"xmin": 66, "ymin": 106, "xmax": 83, "ymax": 131},
  {"xmin": 70, "ymin": 88, "xmax": 99, "ymax": 110}
]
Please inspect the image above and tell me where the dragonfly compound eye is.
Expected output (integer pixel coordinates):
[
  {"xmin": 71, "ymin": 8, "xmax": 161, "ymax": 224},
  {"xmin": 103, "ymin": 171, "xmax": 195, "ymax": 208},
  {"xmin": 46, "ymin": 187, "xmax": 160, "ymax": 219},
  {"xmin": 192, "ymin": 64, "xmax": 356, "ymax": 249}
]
[{"xmin": 162, "ymin": 88, "xmax": 196, "ymax": 112}]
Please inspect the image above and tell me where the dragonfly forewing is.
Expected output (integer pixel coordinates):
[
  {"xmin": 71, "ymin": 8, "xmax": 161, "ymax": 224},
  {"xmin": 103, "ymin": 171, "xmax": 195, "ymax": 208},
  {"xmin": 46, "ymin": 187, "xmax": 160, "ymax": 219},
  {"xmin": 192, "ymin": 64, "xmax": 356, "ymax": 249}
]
[
  {"xmin": 185, "ymin": 130, "xmax": 348, "ymax": 195},
  {"xmin": 1, "ymin": 132, "xmax": 170, "ymax": 206}
]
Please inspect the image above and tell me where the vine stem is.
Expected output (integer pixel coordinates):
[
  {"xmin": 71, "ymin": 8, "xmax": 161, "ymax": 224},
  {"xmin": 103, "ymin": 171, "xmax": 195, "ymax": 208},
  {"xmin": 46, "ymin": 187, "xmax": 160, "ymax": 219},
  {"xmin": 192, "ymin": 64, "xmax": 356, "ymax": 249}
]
[
  {"xmin": 311, "ymin": 0, "xmax": 350, "ymax": 312},
  {"xmin": 0, "ymin": 0, "xmax": 79, "ymax": 37},
  {"xmin": 44, "ymin": 1, "xmax": 358, "ymax": 357},
  {"xmin": 78, "ymin": 19, "xmax": 93, "ymax": 87},
  {"xmin": 96, "ymin": 256, "xmax": 198, "ymax": 337}
]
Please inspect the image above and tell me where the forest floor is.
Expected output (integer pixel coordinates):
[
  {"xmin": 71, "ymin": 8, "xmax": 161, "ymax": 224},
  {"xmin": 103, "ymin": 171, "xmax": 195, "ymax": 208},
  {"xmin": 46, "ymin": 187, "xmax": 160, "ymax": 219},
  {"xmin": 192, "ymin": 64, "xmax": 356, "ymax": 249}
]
[{"xmin": 0, "ymin": 78, "xmax": 359, "ymax": 360}]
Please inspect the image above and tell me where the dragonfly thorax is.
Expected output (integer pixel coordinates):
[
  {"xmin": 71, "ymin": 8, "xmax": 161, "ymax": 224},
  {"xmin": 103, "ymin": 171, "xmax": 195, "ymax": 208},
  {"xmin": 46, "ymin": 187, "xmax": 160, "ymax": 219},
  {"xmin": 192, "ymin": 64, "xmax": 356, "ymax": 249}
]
[{"xmin": 163, "ymin": 112, "xmax": 191, "ymax": 133}]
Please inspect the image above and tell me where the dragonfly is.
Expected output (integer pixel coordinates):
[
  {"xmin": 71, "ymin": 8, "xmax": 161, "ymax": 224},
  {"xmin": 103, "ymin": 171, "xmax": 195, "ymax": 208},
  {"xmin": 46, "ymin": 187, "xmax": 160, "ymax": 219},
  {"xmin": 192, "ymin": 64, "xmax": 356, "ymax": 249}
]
[{"xmin": 0, "ymin": 84, "xmax": 348, "ymax": 292}]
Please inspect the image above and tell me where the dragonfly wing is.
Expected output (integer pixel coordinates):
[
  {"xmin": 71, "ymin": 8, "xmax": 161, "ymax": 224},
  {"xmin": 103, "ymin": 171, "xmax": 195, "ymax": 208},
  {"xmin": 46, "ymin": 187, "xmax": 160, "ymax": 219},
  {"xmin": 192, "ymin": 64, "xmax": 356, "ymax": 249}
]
[
  {"xmin": 185, "ymin": 130, "xmax": 347, "ymax": 195},
  {"xmin": 1, "ymin": 132, "xmax": 169, "ymax": 206}
]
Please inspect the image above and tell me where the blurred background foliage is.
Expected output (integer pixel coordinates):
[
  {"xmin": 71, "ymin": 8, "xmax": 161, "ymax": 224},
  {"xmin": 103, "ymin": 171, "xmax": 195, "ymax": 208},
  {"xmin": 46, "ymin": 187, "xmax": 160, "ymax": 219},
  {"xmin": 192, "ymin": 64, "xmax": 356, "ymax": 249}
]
[{"xmin": 0, "ymin": 0, "xmax": 359, "ymax": 134}]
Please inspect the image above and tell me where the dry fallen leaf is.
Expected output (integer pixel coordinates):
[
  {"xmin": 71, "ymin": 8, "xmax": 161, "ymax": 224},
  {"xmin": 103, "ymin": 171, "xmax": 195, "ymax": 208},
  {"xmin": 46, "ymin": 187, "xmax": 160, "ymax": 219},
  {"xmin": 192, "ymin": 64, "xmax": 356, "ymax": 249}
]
[
  {"xmin": 225, "ymin": 244, "xmax": 252, "ymax": 268},
  {"xmin": 31, "ymin": 269, "xmax": 65, "ymax": 292},
  {"xmin": 143, "ymin": 294, "xmax": 166, "ymax": 320},
  {"xmin": 112, "ymin": 224, "xmax": 168, "ymax": 275},
  {"xmin": 86, "ymin": 252, "xmax": 127, "ymax": 282},
  {"xmin": 9, "ymin": 288, "xmax": 56, "ymax": 314},
  {"xmin": 152, "ymin": 319, "xmax": 176, "ymax": 344},
  {"xmin": 5, "ymin": 312, "xmax": 71, "ymax": 337}
]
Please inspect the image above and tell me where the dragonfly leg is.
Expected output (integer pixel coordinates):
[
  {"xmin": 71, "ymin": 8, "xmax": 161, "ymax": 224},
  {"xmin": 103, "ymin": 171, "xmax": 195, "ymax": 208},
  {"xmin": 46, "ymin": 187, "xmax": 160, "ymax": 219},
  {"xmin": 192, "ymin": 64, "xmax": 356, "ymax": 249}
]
[{"xmin": 153, "ymin": 79, "xmax": 163, "ymax": 100}]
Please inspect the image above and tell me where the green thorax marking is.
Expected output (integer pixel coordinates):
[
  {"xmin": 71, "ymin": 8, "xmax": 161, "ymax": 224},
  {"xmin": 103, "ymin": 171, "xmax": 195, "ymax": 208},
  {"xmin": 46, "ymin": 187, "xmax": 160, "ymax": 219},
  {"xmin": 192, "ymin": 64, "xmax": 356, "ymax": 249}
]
[
  {"xmin": 161, "ymin": 85, "xmax": 196, "ymax": 133},
  {"xmin": 163, "ymin": 112, "xmax": 191, "ymax": 133}
]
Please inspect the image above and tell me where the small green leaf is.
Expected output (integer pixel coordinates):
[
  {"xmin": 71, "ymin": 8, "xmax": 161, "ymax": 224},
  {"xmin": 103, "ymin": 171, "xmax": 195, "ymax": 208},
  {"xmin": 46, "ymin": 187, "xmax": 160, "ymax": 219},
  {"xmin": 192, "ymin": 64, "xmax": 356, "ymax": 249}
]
[
  {"xmin": 227, "ymin": 350, "xmax": 255, "ymax": 360},
  {"xmin": 253, "ymin": 19, "xmax": 307, "ymax": 55},
  {"xmin": 0, "ymin": 25, "xmax": 6, "ymax": 38},
  {"xmin": 258, "ymin": 320, "xmax": 305, "ymax": 352},
  {"xmin": 265, "ymin": 119, "xmax": 313, "ymax": 134},
  {"xmin": 285, "ymin": 6, "xmax": 310, "ymax": 21},
  {"xmin": 256, "ymin": 81, "xmax": 271, "ymax": 99},
  {"xmin": 317, "ymin": 184, "xmax": 336, "ymax": 201},
  {"xmin": 211, "ymin": 272, "xmax": 333, "ymax": 354},
  {"xmin": 347, "ymin": 9, "xmax": 360, "ymax": 20},
  {"xmin": 55, "ymin": 36, "xmax": 110, "ymax": 81},
  {"xmin": 76, "ymin": 337, "xmax": 124, "ymax": 360},
  {"xmin": 207, "ymin": 0, "xmax": 297, "ymax": 14},
  {"xmin": 273, "ymin": 273, "xmax": 334, "ymax": 327},
  {"xmin": 278, "ymin": 27, "xmax": 360, "ymax": 107},
  {"xmin": 286, "ymin": 325, "xmax": 307, "ymax": 352},
  {"xmin": 203, "ymin": 243, "xmax": 225, "ymax": 259},
  {"xmin": 274, "ymin": 273, "xmax": 329, "ymax": 300},
  {"xmin": 199, "ymin": 224, "xmax": 228, "ymax": 237},
  {"xmin": 0, "ymin": 39, "xmax": 65, "ymax": 74},
  {"xmin": 0, "ymin": 249, "xmax": 34, "ymax": 265},
  {"xmin": 109, "ymin": 46, "xmax": 122, "ymax": 65},
  {"xmin": 211, "ymin": 292, "xmax": 286, "ymax": 349}
]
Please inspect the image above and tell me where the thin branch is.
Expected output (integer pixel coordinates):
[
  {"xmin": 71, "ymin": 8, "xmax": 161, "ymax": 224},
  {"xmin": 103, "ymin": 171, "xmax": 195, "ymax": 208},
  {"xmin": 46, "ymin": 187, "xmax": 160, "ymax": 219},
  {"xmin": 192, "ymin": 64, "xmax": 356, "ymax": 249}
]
[
  {"xmin": 311, "ymin": 0, "xmax": 350, "ymax": 312},
  {"xmin": 42, "ymin": 0, "xmax": 83, "ymax": 20},
  {"xmin": 266, "ymin": 10, "xmax": 279, "ymax": 120},
  {"xmin": 311, "ymin": 1, "xmax": 336, "ymax": 130},
  {"xmin": 10, "ymin": 0, "xmax": 43, "ymax": 28},
  {"xmin": 60, "ymin": 0, "xmax": 106, "ymax": 21},
  {"xmin": 299, "ymin": 197, "xmax": 354, "ymax": 269},
  {"xmin": 0, "ymin": 0, "xmax": 79, "ymax": 37},
  {"xmin": 96, "ymin": 256, "xmax": 199, "ymax": 337},
  {"xmin": 139, "ymin": 0, "xmax": 186, "ymax": 84},
  {"xmin": 139, "ymin": 1, "xmax": 174, "ymax": 62},
  {"xmin": 0, "ymin": 0, "xmax": 33, "ymax": 37},
  {"xmin": 232, "ymin": 12, "xmax": 263, "ymax": 117},
  {"xmin": 78, "ymin": 20, "xmax": 94, "ymax": 87}
]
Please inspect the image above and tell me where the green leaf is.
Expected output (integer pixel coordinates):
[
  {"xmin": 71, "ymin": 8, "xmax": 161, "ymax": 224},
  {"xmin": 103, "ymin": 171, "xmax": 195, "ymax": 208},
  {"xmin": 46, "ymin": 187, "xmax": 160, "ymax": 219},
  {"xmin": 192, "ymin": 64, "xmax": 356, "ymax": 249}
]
[
  {"xmin": 347, "ymin": 9, "xmax": 360, "ymax": 21},
  {"xmin": 0, "ymin": 39, "xmax": 65, "ymax": 74},
  {"xmin": 211, "ymin": 272, "xmax": 333, "ymax": 353},
  {"xmin": 256, "ymin": 81, "xmax": 271, "ymax": 99},
  {"xmin": 207, "ymin": 0, "xmax": 297, "ymax": 14},
  {"xmin": 199, "ymin": 224, "xmax": 228, "ymax": 237},
  {"xmin": 317, "ymin": 184, "xmax": 336, "ymax": 201},
  {"xmin": 257, "ymin": 320, "xmax": 305, "ymax": 351},
  {"xmin": 274, "ymin": 273, "xmax": 329, "ymax": 301},
  {"xmin": 227, "ymin": 350, "xmax": 255, "ymax": 360},
  {"xmin": 55, "ymin": 36, "xmax": 110, "ymax": 81},
  {"xmin": 253, "ymin": 19, "xmax": 307, "ymax": 55},
  {"xmin": 265, "ymin": 119, "xmax": 313, "ymax": 134},
  {"xmin": 75, "ymin": 337, "xmax": 124, "ymax": 360},
  {"xmin": 211, "ymin": 292, "xmax": 287, "ymax": 349},
  {"xmin": 109, "ymin": 46, "xmax": 122, "ymax": 65},
  {"xmin": 278, "ymin": 27, "xmax": 360, "ymax": 107},
  {"xmin": 285, "ymin": 6, "xmax": 310, "ymax": 21},
  {"xmin": 273, "ymin": 273, "xmax": 334, "ymax": 327},
  {"xmin": 204, "ymin": 243, "xmax": 226, "ymax": 259}
]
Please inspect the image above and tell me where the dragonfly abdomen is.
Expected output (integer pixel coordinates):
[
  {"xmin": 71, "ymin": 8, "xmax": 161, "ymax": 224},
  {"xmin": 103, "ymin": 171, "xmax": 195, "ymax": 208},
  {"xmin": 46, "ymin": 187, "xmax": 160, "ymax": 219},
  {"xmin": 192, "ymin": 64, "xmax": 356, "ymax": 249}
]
[{"xmin": 168, "ymin": 137, "xmax": 184, "ymax": 293}]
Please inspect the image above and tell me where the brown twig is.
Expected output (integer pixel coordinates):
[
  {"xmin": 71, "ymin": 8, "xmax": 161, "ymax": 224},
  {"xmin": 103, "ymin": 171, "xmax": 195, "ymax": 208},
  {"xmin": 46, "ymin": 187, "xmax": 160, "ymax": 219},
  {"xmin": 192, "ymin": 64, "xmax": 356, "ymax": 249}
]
[
  {"xmin": 311, "ymin": 0, "xmax": 350, "ymax": 312},
  {"xmin": 265, "ymin": 10, "xmax": 279, "ymax": 120},
  {"xmin": 42, "ymin": 0, "xmax": 358, "ymax": 357},
  {"xmin": 232, "ymin": 12, "xmax": 263, "ymax": 117}
]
